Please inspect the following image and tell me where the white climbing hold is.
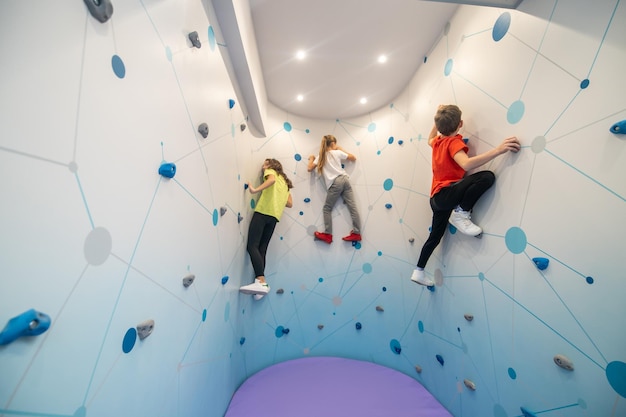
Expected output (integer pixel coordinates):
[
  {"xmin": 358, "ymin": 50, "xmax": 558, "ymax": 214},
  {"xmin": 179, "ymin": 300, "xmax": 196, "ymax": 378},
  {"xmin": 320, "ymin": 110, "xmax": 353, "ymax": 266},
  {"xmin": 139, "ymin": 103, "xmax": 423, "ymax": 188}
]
[{"xmin": 136, "ymin": 319, "xmax": 155, "ymax": 340}]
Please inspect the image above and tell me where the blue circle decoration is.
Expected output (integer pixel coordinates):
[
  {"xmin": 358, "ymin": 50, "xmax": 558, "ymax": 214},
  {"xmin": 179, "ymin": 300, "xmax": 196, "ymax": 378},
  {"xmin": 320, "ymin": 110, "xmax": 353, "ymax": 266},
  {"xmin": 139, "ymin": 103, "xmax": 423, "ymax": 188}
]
[
  {"xmin": 363, "ymin": 263, "xmax": 372, "ymax": 274},
  {"xmin": 202, "ymin": 309, "xmax": 207, "ymax": 321},
  {"xmin": 165, "ymin": 46, "xmax": 173, "ymax": 62},
  {"xmin": 368, "ymin": 123, "xmax": 376, "ymax": 132},
  {"xmin": 275, "ymin": 326, "xmax": 286, "ymax": 338},
  {"xmin": 444, "ymin": 59, "xmax": 453, "ymax": 76},
  {"xmin": 284, "ymin": 122, "xmax": 292, "ymax": 132},
  {"xmin": 508, "ymin": 367, "xmax": 517, "ymax": 379},
  {"xmin": 390, "ymin": 339, "xmax": 402, "ymax": 354},
  {"xmin": 586, "ymin": 276, "xmax": 594, "ymax": 284},
  {"xmin": 208, "ymin": 26, "xmax": 216, "ymax": 51},
  {"xmin": 492, "ymin": 12, "xmax": 511, "ymax": 42},
  {"xmin": 580, "ymin": 79, "xmax": 590, "ymax": 89},
  {"xmin": 507, "ymin": 100, "xmax": 525, "ymax": 124},
  {"xmin": 606, "ymin": 361, "xmax": 626, "ymax": 397},
  {"xmin": 122, "ymin": 328, "xmax": 136, "ymax": 353},
  {"xmin": 212, "ymin": 208, "xmax": 219, "ymax": 226},
  {"xmin": 383, "ymin": 178, "xmax": 394, "ymax": 191},
  {"xmin": 418, "ymin": 321, "xmax": 424, "ymax": 333},
  {"xmin": 112, "ymin": 55, "xmax": 126, "ymax": 79},
  {"xmin": 505, "ymin": 227, "xmax": 527, "ymax": 254},
  {"xmin": 294, "ymin": 153, "xmax": 302, "ymax": 161},
  {"xmin": 388, "ymin": 136, "xmax": 394, "ymax": 144}
]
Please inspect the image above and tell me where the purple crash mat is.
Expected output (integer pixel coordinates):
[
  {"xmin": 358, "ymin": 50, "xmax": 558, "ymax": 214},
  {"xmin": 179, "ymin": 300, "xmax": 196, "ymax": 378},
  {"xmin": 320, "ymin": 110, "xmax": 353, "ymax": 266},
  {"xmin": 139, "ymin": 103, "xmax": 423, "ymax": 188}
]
[{"xmin": 225, "ymin": 356, "xmax": 452, "ymax": 417}]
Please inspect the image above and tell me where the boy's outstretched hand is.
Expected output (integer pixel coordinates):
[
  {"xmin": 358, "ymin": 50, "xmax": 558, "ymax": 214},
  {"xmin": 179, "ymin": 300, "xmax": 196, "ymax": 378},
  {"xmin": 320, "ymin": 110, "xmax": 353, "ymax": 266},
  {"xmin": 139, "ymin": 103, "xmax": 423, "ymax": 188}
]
[{"xmin": 499, "ymin": 136, "xmax": 521, "ymax": 154}]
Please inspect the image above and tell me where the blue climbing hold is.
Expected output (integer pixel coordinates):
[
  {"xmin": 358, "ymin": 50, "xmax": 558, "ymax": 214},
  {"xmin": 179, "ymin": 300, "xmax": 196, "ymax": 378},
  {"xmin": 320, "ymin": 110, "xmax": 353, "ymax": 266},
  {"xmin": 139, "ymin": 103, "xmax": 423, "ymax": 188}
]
[
  {"xmin": 244, "ymin": 183, "xmax": 249, "ymax": 190},
  {"xmin": 463, "ymin": 137, "xmax": 469, "ymax": 144},
  {"xmin": 158, "ymin": 162, "xmax": 176, "ymax": 178},
  {"xmin": 398, "ymin": 139, "xmax": 404, "ymax": 145},
  {"xmin": 610, "ymin": 120, "xmax": 626, "ymax": 134},
  {"xmin": 237, "ymin": 213, "xmax": 243, "ymax": 224},
  {"xmin": 436, "ymin": 354, "xmax": 444, "ymax": 366},
  {"xmin": 239, "ymin": 337, "xmax": 246, "ymax": 345},
  {"xmin": 282, "ymin": 328, "xmax": 290, "ymax": 335},
  {"xmin": 0, "ymin": 309, "xmax": 51, "ymax": 345},
  {"xmin": 385, "ymin": 203, "xmax": 392, "ymax": 209},
  {"xmin": 532, "ymin": 257, "xmax": 549, "ymax": 270},
  {"xmin": 304, "ymin": 197, "xmax": 310, "ymax": 203},
  {"xmin": 355, "ymin": 322, "xmax": 362, "ymax": 330},
  {"xmin": 221, "ymin": 276, "xmax": 229, "ymax": 285},
  {"xmin": 520, "ymin": 407, "xmax": 538, "ymax": 417},
  {"xmin": 228, "ymin": 99, "xmax": 236, "ymax": 109}
]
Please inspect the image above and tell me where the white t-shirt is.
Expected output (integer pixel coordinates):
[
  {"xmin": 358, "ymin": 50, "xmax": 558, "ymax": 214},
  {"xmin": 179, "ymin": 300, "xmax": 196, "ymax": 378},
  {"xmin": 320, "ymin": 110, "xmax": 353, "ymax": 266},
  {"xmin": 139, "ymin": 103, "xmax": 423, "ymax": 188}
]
[{"xmin": 314, "ymin": 149, "xmax": 348, "ymax": 189}]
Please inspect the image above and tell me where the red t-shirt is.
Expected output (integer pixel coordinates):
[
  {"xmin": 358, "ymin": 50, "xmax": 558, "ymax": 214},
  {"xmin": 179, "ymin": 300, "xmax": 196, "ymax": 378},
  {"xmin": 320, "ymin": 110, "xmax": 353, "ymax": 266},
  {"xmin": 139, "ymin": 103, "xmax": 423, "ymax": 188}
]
[{"xmin": 430, "ymin": 134, "xmax": 468, "ymax": 197}]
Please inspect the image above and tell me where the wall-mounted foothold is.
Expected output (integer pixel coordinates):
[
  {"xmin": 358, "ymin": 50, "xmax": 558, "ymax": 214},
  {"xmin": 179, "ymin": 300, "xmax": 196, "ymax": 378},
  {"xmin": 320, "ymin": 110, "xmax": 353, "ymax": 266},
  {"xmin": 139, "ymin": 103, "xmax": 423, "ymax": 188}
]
[
  {"xmin": 375, "ymin": 305, "xmax": 384, "ymax": 312},
  {"xmin": 610, "ymin": 120, "xmax": 626, "ymax": 134},
  {"xmin": 520, "ymin": 406, "xmax": 538, "ymax": 417},
  {"xmin": 409, "ymin": 237, "xmax": 415, "ymax": 244},
  {"xmin": 464, "ymin": 314, "xmax": 474, "ymax": 321},
  {"xmin": 436, "ymin": 354, "xmax": 444, "ymax": 366},
  {"xmin": 415, "ymin": 365, "xmax": 422, "ymax": 373},
  {"xmin": 188, "ymin": 31, "xmax": 201, "ymax": 48},
  {"xmin": 240, "ymin": 124, "xmax": 247, "ymax": 132},
  {"xmin": 463, "ymin": 379, "xmax": 476, "ymax": 390},
  {"xmin": 228, "ymin": 99, "xmax": 236, "ymax": 109},
  {"xmin": 282, "ymin": 328, "xmax": 290, "ymax": 335},
  {"xmin": 221, "ymin": 276, "xmax": 229, "ymax": 285},
  {"xmin": 532, "ymin": 257, "xmax": 549, "ymax": 270},
  {"xmin": 385, "ymin": 203, "xmax": 392, "ymax": 209},
  {"xmin": 276, "ymin": 288, "xmax": 284, "ymax": 294},
  {"xmin": 317, "ymin": 324, "xmax": 324, "ymax": 330},
  {"xmin": 237, "ymin": 213, "xmax": 243, "ymax": 224},
  {"xmin": 355, "ymin": 322, "xmax": 362, "ymax": 330},
  {"xmin": 182, "ymin": 274, "xmax": 195, "ymax": 288},
  {"xmin": 0, "ymin": 309, "xmax": 51, "ymax": 345},
  {"xmin": 136, "ymin": 319, "xmax": 155, "ymax": 340},
  {"xmin": 553, "ymin": 354, "xmax": 574, "ymax": 371},
  {"xmin": 158, "ymin": 162, "xmax": 176, "ymax": 178},
  {"xmin": 84, "ymin": 0, "xmax": 114, "ymax": 23},
  {"xmin": 398, "ymin": 140, "xmax": 404, "ymax": 145},
  {"xmin": 427, "ymin": 285, "xmax": 435, "ymax": 292},
  {"xmin": 220, "ymin": 207, "xmax": 227, "ymax": 216},
  {"xmin": 244, "ymin": 183, "xmax": 249, "ymax": 190},
  {"xmin": 304, "ymin": 197, "xmax": 311, "ymax": 203},
  {"xmin": 198, "ymin": 123, "xmax": 209, "ymax": 138},
  {"xmin": 239, "ymin": 337, "xmax": 246, "ymax": 345}
]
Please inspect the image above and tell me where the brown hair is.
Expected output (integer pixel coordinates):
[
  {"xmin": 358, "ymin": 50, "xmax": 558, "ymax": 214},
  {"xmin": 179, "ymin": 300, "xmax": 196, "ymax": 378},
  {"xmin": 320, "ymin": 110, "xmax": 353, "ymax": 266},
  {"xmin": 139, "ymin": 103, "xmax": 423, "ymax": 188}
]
[
  {"xmin": 434, "ymin": 105, "xmax": 462, "ymax": 136},
  {"xmin": 316, "ymin": 134, "xmax": 337, "ymax": 175},
  {"xmin": 265, "ymin": 158, "xmax": 293, "ymax": 189}
]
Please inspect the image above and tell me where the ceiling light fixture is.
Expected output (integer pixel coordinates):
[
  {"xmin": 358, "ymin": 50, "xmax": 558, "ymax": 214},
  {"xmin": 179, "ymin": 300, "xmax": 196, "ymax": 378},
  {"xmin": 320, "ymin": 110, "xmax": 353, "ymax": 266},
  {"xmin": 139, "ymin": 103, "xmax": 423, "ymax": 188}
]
[
  {"xmin": 296, "ymin": 50, "xmax": 306, "ymax": 60},
  {"xmin": 297, "ymin": 94, "xmax": 304, "ymax": 102},
  {"xmin": 360, "ymin": 97, "xmax": 367, "ymax": 104},
  {"xmin": 377, "ymin": 55, "xmax": 387, "ymax": 64}
]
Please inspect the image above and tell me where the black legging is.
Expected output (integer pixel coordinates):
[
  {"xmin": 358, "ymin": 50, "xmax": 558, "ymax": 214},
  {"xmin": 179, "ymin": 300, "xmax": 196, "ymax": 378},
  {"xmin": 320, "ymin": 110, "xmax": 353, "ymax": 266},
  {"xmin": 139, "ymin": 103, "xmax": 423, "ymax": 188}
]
[
  {"xmin": 417, "ymin": 171, "xmax": 495, "ymax": 268},
  {"xmin": 247, "ymin": 212, "xmax": 278, "ymax": 278}
]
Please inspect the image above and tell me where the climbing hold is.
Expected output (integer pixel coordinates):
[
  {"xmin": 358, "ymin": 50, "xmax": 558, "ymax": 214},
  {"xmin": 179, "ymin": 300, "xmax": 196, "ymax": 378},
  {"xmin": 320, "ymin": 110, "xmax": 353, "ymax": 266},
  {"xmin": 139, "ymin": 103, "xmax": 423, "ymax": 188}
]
[
  {"xmin": 239, "ymin": 337, "xmax": 246, "ymax": 345},
  {"xmin": 282, "ymin": 328, "xmax": 290, "ymax": 335},
  {"xmin": 375, "ymin": 305, "xmax": 384, "ymax": 312},
  {"xmin": 198, "ymin": 123, "xmax": 209, "ymax": 138},
  {"xmin": 83, "ymin": 0, "xmax": 113, "ymax": 23},
  {"xmin": 182, "ymin": 273, "xmax": 195, "ymax": 288},
  {"xmin": 240, "ymin": 124, "xmax": 247, "ymax": 132},
  {"xmin": 415, "ymin": 365, "xmax": 422, "ymax": 373},
  {"xmin": 237, "ymin": 213, "xmax": 243, "ymax": 224},
  {"xmin": 220, "ymin": 207, "xmax": 227, "ymax": 216},
  {"xmin": 409, "ymin": 237, "xmax": 415, "ymax": 244},
  {"xmin": 436, "ymin": 354, "xmax": 444, "ymax": 366},
  {"xmin": 554, "ymin": 354, "xmax": 574, "ymax": 371},
  {"xmin": 463, "ymin": 137, "xmax": 469, "ymax": 144},
  {"xmin": 304, "ymin": 197, "xmax": 311, "ymax": 203},
  {"xmin": 0, "ymin": 309, "xmax": 51, "ymax": 345},
  {"xmin": 398, "ymin": 140, "xmax": 404, "ymax": 145},
  {"xmin": 464, "ymin": 314, "xmax": 474, "ymax": 321},
  {"xmin": 532, "ymin": 257, "xmax": 549, "ymax": 270},
  {"xmin": 136, "ymin": 319, "xmax": 154, "ymax": 340},
  {"xmin": 610, "ymin": 120, "xmax": 626, "ymax": 134},
  {"xmin": 188, "ymin": 31, "xmax": 201, "ymax": 48},
  {"xmin": 355, "ymin": 322, "xmax": 362, "ymax": 330},
  {"xmin": 385, "ymin": 203, "xmax": 392, "ymax": 209},
  {"xmin": 463, "ymin": 379, "xmax": 476, "ymax": 390},
  {"xmin": 221, "ymin": 276, "xmax": 229, "ymax": 285},
  {"xmin": 317, "ymin": 324, "xmax": 324, "ymax": 330},
  {"xmin": 276, "ymin": 288, "xmax": 284, "ymax": 294},
  {"xmin": 520, "ymin": 407, "xmax": 538, "ymax": 417},
  {"xmin": 474, "ymin": 232, "xmax": 483, "ymax": 239},
  {"xmin": 158, "ymin": 162, "xmax": 176, "ymax": 178},
  {"xmin": 228, "ymin": 99, "xmax": 236, "ymax": 109},
  {"xmin": 427, "ymin": 285, "xmax": 435, "ymax": 292}
]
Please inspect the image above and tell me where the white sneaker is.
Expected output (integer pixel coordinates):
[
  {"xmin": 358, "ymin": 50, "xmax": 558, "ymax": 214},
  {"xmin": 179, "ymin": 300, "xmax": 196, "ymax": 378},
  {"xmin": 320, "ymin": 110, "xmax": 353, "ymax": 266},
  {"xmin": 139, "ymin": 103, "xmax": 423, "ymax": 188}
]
[
  {"xmin": 410, "ymin": 269, "xmax": 434, "ymax": 287},
  {"xmin": 239, "ymin": 279, "xmax": 270, "ymax": 295},
  {"xmin": 449, "ymin": 209, "xmax": 482, "ymax": 236}
]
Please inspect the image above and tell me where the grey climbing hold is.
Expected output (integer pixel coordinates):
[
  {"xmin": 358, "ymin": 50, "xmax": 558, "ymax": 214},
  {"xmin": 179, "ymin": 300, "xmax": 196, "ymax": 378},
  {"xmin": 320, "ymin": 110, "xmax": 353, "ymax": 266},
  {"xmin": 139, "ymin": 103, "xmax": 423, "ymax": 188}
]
[
  {"xmin": 198, "ymin": 123, "xmax": 209, "ymax": 138},
  {"xmin": 409, "ymin": 237, "xmax": 415, "ymax": 244},
  {"xmin": 554, "ymin": 354, "xmax": 574, "ymax": 371},
  {"xmin": 464, "ymin": 314, "xmax": 474, "ymax": 321},
  {"xmin": 220, "ymin": 207, "xmax": 227, "ymax": 216},
  {"xmin": 84, "ymin": 0, "xmax": 113, "ymax": 23},
  {"xmin": 317, "ymin": 324, "xmax": 324, "ymax": 330},
  {"xmin": 136, "ymin": 319, "xmax": 154, "ymax": 340},
  {"xmin": 240, "ymin": 124, "xmax": 247, "ymax": 132},
  {"xmin": 415, "ymin": 365, "xmax": 422, "ymax": 373},
  {"xmin": 188, "ymin": 31, "xmax": 201, "ymax": 48},
  {"xmin": 375, "ymin": 305, "xmax": 384, "ymax": 312},
  {"xmin": 463, "ymin": 379, "xmax": 476, "ymax": 390},
  {"xmin": 276, "ymin": 288, "xmax": 284, "ymax": 294},
  {"xmin": 182, "ymin": 274, "xmax": 195, "ymax": 288}
]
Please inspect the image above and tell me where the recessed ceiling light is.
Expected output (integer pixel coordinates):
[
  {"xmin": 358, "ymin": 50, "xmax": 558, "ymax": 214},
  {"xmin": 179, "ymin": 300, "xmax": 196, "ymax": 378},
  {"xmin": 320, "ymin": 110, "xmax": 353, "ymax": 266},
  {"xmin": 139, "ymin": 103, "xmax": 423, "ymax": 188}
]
[
  {"xmin": 296, "ymin": 50, "xmax": 306, "ymax": 60},
  {"xmin": 297, "ymin": 94, "xmax": 304, "ymax": 102},
  {"xmin": 377, "ymin": 55, "xmax": 387, "ymax": 64},
  {"xmin": 360, "ymin": 97, "xmax": 367, "ymax": 104}
]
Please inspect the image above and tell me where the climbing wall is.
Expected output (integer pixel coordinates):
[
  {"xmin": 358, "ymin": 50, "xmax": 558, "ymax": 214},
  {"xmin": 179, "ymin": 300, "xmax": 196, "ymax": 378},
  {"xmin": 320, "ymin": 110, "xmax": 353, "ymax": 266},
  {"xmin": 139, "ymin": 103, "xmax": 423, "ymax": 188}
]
[{"xmin": 0, "ymin": 0, "xmax": 624, "ymax": 417}]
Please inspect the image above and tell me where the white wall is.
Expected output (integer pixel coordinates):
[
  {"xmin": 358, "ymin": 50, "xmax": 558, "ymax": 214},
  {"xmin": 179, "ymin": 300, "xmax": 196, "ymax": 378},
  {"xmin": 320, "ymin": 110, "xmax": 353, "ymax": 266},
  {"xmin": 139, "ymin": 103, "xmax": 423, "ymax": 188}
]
[{"xmin": 0, "ymin": 1, "xmax": 624, "ymax": 417}]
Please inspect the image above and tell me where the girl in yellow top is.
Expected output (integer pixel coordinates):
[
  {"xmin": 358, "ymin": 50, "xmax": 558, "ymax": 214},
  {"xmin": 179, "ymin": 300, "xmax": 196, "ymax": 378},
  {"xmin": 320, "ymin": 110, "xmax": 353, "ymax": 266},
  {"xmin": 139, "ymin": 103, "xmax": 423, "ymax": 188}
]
[{"xmin": 239, "ymin": 158, "xmax": 293, "ymax": 296}]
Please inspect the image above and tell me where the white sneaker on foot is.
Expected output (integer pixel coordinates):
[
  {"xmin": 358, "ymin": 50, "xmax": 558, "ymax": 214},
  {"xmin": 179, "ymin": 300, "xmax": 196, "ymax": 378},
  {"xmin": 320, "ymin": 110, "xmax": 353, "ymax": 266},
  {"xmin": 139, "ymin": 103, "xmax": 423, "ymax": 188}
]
[
  {"xmin": 239, "ymin": 279, "xmax": 270, "ymax": 295},
  {"xmin": 410, "ymin": 269, "xmax": 434, "ymax": 287},
  {"xmin": 449, "ymin": 209, "xmax": 482, "ymax": 236}
]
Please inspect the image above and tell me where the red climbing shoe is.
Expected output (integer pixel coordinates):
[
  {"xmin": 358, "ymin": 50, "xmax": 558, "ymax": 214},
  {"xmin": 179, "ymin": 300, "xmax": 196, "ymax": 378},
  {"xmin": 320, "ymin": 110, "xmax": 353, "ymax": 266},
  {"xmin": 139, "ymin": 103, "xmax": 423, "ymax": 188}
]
[
  {"xmin": 314, "ymin": 232, "xmax": 333, "ymax": 244},
  {"xmin": 342, "ymin": 231, "xmax": 362, "ymax": 242}
]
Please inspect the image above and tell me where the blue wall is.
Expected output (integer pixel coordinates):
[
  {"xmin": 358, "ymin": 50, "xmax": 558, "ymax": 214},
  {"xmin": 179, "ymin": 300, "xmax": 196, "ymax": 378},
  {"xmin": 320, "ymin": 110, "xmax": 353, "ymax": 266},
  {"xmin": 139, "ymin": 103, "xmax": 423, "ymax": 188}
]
[{"xmin": 0, "ymin": 1, "xmax": 624, "ymax": 417}]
